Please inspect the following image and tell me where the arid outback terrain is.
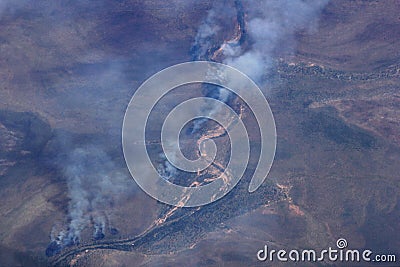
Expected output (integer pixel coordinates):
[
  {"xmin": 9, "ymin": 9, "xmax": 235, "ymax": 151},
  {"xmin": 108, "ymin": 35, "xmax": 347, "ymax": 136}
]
[{"xmin": 0, "ymin": 0, "xmax": 399, "ymax": 266}]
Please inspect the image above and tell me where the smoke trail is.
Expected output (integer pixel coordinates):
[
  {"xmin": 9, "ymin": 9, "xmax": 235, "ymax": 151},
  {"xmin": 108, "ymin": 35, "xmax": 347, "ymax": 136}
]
[
  {"xmin": 189, "ymin": 0, "xmax": 329, "ymax": 132},
  {"xmin": 43, "ymin": 0, "xmax": 329, "ymax": 256},
  {"xmin": 160, "ymin": 0, "xmax": 330, "ymax": 184},
  {"xmin": 158, "ymin": 152, "xmax": 177, "ymax": 181},
  {"xmin": 225, "ymin": 0, "xmax": 328, "ymax": 81},
  {"xmin": 195, "ymin": 0, "xmax": 329, "ymax": 81},
  {"xmin": 46, "ymin": 146, "xmax": 131, "ymax": 256}
]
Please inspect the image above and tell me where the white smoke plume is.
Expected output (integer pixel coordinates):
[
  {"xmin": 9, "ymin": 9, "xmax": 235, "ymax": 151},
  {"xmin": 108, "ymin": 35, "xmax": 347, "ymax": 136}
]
[
  {"xmin": 188, "ymin": 0, "xmax": 329, "ymax": 133},
  {"xmin": 158, "ymin": 152, "xmax": 177, "ymax": 181},
  {"xmin": 47, "ymin": 146, "xmax": 131, "ymax": 256},
  {"xmin": 196, "ymin": 0, "xmax": 329, "ymax": 82},
  {"xmin": 225, "ymin": 0, "xmax": 328, "ymax": 82}
]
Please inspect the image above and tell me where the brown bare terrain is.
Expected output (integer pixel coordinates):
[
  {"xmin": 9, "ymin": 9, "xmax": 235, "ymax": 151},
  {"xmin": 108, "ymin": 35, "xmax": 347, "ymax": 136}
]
[{"xmin": 0, "ymin": 0, "xmax": 399, "ymax": 266}]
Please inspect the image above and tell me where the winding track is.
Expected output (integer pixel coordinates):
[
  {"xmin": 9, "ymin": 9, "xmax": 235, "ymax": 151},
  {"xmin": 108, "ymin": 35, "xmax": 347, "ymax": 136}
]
[
  {"xmin": 51, "ymin": 1, "xmax": 253, "ymax": 265},
  {"xmin": 50, "ymin": 1, "xmax": 399, "ymax": 265}
]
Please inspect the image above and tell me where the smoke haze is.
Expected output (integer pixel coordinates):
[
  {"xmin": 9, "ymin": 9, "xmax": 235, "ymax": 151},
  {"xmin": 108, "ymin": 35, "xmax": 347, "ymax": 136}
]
[
  {"xmin": 0, "ymin": 0, "xmax": 329, "ymax": 258},
  {"xmin": 188, "ymin": 0, "xmax": 328, "ymax": 132},
  {"xmin": 194, "ymin": 0, "xmax": 329, "ymax": 82},
  {"xmin": 46, "ymin": 145, "xmax": 133, "ymax": 256}
]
